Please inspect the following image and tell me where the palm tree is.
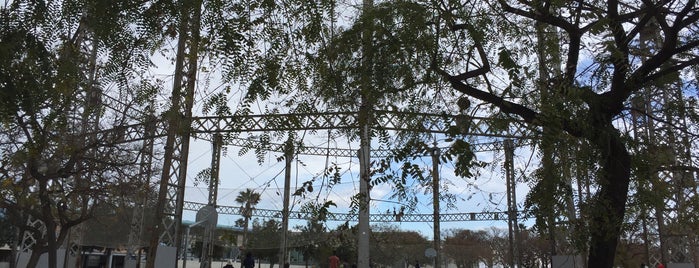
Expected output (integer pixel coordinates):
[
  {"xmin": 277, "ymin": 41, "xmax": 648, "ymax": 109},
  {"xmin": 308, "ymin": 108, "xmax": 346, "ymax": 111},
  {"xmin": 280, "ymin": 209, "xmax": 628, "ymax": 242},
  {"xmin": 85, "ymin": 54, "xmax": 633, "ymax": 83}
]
[{"xmin": 235, "ymin": 188, "xmax": 261, "ymax": 249}]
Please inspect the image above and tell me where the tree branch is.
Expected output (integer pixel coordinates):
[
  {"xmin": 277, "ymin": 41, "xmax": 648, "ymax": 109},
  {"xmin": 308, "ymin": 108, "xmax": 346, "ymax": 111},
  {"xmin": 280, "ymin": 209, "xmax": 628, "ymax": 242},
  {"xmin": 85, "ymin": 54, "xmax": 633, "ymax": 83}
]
[
  {"xmin": 608, "ymin": 0, "xmax": 632, "ymax": 99},
  {"xmin": 625, "ymin": 106, "xmax": 699, "ymax": 139},
  {"xmin": 439, "ymin": 70, "xmax": 538, "ymax": 123},
  {"xmin": 642, "ymin": 57, "xmax": 699, "ymax": 84},
  {"xmin": 447, "ymin": 26, "xmax": 491, "ymax": 80},
  {"xmin": 672, "ymin": 0, "xmax": 696, "ymax": 30},
  {"xmin": 498, "ymin": 0, "xmax": 579, "ymax": 33}
]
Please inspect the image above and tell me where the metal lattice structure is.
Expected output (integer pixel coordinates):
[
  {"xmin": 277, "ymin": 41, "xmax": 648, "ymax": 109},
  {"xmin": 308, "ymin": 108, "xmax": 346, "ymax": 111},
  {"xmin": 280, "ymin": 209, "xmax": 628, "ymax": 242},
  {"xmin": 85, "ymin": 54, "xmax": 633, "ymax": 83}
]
[
  {"xmin": 145, "ymin": 1, "xmax": 204, "ymax": 266},
  {"xmin": 126, "ymin": 113, "xmax": 156, "ymax": 259},
  {"xmin": 8, "ymin": 2, "xmax": 697, "ymax": 268},
  {"xmin": 190, "ymin": 111, "xmax": 530, "ymax": 138},
  {"xmin": 631, "ymin": 81, "xmax": 699, "ymax": 265},
  {"xmin": 504, "ymin": 139, "xmax": 520, "ymax": 267},
  {"xmin": 148, "ymin": 109, "xmax": 529, "ymax": 267},
  {"xmin": 95, "ymin": 109, "xmax": 528, "ymax": 261},
  {"xmin": 20, "ymin": 216, "xmax": 45, "ymax": 252},
  {"xmin": 181, "ymin": 201, "xmax": 516, "ymax": 222},
  {"xmin": 91, "ymin": 1, "xmax": 532, "ymax": 264},
  {"xmin": 628, "ymin": 20, "xmax": 699, "ymax": 266},
  {"xmin": 92, "ymin": 115, "xmax": 520, "ymax": 154}
]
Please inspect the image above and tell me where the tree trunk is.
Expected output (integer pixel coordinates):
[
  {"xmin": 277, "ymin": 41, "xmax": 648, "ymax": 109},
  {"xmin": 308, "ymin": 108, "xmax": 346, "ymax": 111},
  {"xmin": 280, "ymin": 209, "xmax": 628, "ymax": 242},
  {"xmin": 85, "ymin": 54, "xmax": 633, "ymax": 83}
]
[
  {"xmin": 243, "ymin": 216, "xmax": 249, "ymax": 249},
  {"xmin": 26, "ymin": 179, "xmax": 59, "ymax": 268},
  {"xmin": 586, "ymin": 125, "xmax": 631, "ymax": 267}
]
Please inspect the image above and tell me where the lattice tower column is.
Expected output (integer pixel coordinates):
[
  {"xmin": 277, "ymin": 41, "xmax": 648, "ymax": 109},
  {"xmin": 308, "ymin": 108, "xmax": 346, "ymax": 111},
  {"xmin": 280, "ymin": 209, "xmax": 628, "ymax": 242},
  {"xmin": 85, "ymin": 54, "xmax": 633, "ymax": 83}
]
[
  {"xmin": 357, "ymin": 0, "xmax": 374, "ymax": 267},
  {"xmin": 504, "ymin": 139, "xmax": 520, "ymax": 267},
  {"xmin": 20, "ymin": 216, "xmax": 46, "ymax": 252},
  {"xmin": 534, "ymin": 19, "xmax": 566, "ymax": 258},
  {"xmin": 200, "ymin": 134, "xmax": 222, "ymax": 268},
  {"xmin": 431, "ymin": 145, "xmax": 441, "ymax": 268},
  {"xmin": 146, "ymin": 0, "xmax": 203, "ymax": 266},
  {"xmin": 632, "ymin": 17, "xmax": 699, "ymax": 265},
  {"xmin": 127, "ymin": 112, "xmax": 156, "ymax": 259},
  {"xmin": 279, "ymin": 140, "xmax": 294, "ymax": 267},
  {"xmin": 68, "ymin": 23, "xmax": 101, "ymax": 263},
  {"xmin": 655, "ymin": 84, "xmax": 697, "ymax": 264},
  {"xmin": 632, "ymin": 17, "xmax": 663, "ymax": 265},
  {"xmin": 634, "ymin": 82, "xmax": 698, "ymax": 265},
  {"xmin": 631, "ymin": 88, "xmax": 662, "ymax": 265},
  {"xmin": 207, "ymin": 134, "xmax": 223, "ymax": 206}
]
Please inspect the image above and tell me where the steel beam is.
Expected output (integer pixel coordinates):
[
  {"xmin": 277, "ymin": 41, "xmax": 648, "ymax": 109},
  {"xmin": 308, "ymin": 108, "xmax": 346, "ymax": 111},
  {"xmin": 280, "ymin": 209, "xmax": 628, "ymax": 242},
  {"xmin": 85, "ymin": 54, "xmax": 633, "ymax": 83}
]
[
  {"xmin": 190, "ymin": 111, "xmax": 531, "ymax": 138},
  {"xmin": 182, "ymin": 201, "xmax": 519, "ymax": 222}
]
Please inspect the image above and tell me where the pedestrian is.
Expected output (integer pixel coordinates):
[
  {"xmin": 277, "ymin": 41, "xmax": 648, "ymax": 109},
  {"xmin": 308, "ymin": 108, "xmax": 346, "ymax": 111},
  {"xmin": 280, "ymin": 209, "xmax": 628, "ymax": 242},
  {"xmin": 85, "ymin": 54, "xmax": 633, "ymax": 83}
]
[
  {"xmin": 224, "ymin": 261, "xmax": 234, "ymax": 268},
  {"xmin": 243, "ymin": 252, "xmax": 255, "ymax": 268},
  {"xmin": 329, "ymin": 251, "xmax": 340, "ymax": 268},
  {"xmin": 415, "ymin": 261, "xmax": 420, "ymax": 268}
]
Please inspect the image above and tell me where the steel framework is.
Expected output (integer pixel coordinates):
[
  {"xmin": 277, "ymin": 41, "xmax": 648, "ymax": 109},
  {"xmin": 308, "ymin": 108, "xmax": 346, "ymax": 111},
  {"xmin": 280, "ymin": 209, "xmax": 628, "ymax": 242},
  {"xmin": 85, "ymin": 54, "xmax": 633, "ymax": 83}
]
[
  {"xmin": 631, "ymin": 81, "xmax": 699, "ymax": 265},
  {"xmin": 71, "ymin": 0, "xmax": 532, "ymax": 265},
  {"xmin": 181, "ymin": 201, "xmax": 518, "ymax": 222},
  {"xmin": 629, "ymin": 21, "xmax": 699, "ymax": 266},
  {"xmin": 142, "ymin": 1, "xmax": 204, "ymax": 267},
  {"xmin": 126, "ymin": 106, "xmax": 531, "ymax": 268}
]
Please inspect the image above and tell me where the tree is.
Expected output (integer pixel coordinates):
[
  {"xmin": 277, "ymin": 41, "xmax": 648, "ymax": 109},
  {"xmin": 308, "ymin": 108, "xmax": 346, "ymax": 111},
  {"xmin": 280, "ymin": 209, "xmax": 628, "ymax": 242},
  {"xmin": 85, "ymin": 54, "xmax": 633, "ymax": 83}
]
[
  {"xmin": 0, "ymin": 1, "xmax": 165, "ymax": 267},
  {"xmin": 484, "ymin": 227, "xmax": 509, "ymax": 268},
  {"xmin": 517, "ymin": 228, "xmax": 551, "ymax": 268},
  {"xmin": 443, "ymin": 229, "xmax": 490, "ymax": 268},
  {"xmin": 432, "ymin": 1, "xmax": 699, "ymax": 267},
  {"xmin": 80, "ymin": 200, "xmax": 157, "ymax": 249},
  {"xmin": 370, "ymin": 225, "xmax": 430, "ymax": 268},
  {"xmin": 319, "ymin": 222, "xmax": 357, "ymax": 268},
  {"xmin": 236, "ymin": 188, "xmax": 261, "ymax": 249},
  {"xmin": 294, "ymin": 222, "xmax": 324, "ymax": 268},
  {"xmin": 219, "ymin": 229, "xmax": 242, "ymax": 259},
  {"xmin": 293, "ymin": 202, "xmax": 333, "ymax": 268},
  {"xmin": 248, "ymin": 218, "xmax": 282, "ymax": 268}
]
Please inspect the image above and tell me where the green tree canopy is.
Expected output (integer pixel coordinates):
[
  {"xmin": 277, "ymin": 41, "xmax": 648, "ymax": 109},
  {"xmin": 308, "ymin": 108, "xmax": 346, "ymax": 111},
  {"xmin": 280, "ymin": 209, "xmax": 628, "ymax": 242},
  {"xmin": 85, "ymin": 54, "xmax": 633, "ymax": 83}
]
[{"xmin": 0, "ymin": 0, "xmax": 165, "ymax": 267}]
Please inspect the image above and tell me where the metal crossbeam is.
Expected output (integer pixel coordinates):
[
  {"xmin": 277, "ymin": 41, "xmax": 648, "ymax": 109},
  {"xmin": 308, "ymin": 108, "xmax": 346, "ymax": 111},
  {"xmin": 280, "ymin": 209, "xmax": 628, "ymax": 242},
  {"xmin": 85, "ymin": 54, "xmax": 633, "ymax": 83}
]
[
  {"xmin": 192, "ymin": 112, "xmax": 357, "ymax": 133},
  {"xmin": 191, "ymin": 111, "xmax": 531, "ymax": 138},
  {"xmin": 224, "ymin": 138, "xmax": 518, "ymax": 157},
  {"xmin": 97, "ymin": 112, "xmax": 530, "ymax": 156},
  {"xmin": 183, "ymin": 201, "xmax": 519, "ymax": 222},
  {"xmin": 94, "ymin": 122, "xmax": 168, "ymax": 143}
]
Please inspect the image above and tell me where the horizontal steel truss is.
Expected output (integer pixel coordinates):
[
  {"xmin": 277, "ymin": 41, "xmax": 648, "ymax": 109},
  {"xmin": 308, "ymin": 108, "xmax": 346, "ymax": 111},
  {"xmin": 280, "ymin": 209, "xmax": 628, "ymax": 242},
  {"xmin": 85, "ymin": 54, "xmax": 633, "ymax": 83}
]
[
  {"xmin": 102, "ymin": 111, "xmax": 531, "ymax": 154},
  {"xmin": 192, "ymin": 110, "xmax": 529, "ymax": 137},
  {"xmin": 183, "ymin": 201, "xmax": 521, "ymax": 222}
]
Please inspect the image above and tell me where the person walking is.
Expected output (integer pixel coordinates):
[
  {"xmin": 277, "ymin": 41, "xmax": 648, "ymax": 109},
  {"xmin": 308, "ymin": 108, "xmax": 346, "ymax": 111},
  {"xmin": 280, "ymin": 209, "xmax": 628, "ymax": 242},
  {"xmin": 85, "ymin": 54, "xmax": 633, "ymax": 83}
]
[
  {"xmin": 243, "ymin": 252, "xmax": 255, "ymax": 268},
  {"xmin": 329, "ymin": 251, "xmax": 340, "ymax": 268}
]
